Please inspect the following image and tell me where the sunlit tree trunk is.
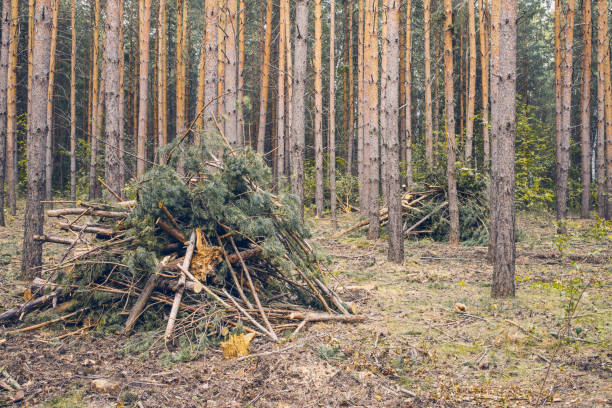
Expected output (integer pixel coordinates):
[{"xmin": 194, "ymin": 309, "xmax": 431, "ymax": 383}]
[
  {"xmin": 479, "ymin": 0, "xmax": 490, "ymax": 174},
  {"xmin": 580, "ymin": 0, "xmax": 592, "ymax": 218},
  {"xmin": 365, "ymin": 0, "xmax": 379, "ymax": 239},
  {"xmin": 118, "ymin": 1, "xmax": 125, "ymax": 194},
  {"xmin": 27, "ymin": 0, "xmax": 34, "ymax": 111},
  {"xmin": 465, "ymin": 0, "xmax": 476, "ymax": 164},
  {"xmin": 44, "ymin": 0, "xmax": 59, "ymax": 202},
  {"xmin": 291, "ymin": 0, "xmax": 308, "ymax": 216},
  {"xmin": 175, "ymin": 0, "xmax": 188, "ymax": 173},
  {"xmin": 405, "ymin": 0, "xmax": 413, "ymax": 187},
  {"xmin": 276, "ymin": 0, "xmax": 287, "ymax": 182},
  {"xmin": 137, "ymin": 0, "xmax": 151, "ymax": 178},
  {"xmin": 344, "ymin": 0, "xmax": 354, "ymax": 177},
  {"xmin": 6, "ymin": 0, "xmax": 17, "ymax": 215},
  {"xmin": 224, "ymin": 0, "xmax": 239, "ymax": 146},
  {"xmin": 217, "ymin": 3, "xmax": 225, "ymax": 119},
  {"xmin": 487, "ymin": 0, "xmax": 500, "ymax": 262},
  {"xmin": 69, "ymin": 0, "xmax": 77, "ymax": 201},
  {"xmin": 557, "ymin": 0, "xmax": 574, "ymax": 232},
  {"xmin": 424, "ymin": 0, "xmax": 433, "ymax": 168},
  {"xmin": 329, "ymin": 0, "xmax": 337, "ymax": 226},
  {"xmin": 0, "ymin": 0, "xmax": 10, "ymax": 226},
  {"xmin": 196, "ymin": 3, "xmax": 206, "ymax": 134},
  {"xmin": 238, "ymin": 0, "xmax": 245, "ymax": 145},
  {"xmin": 358, "ymin": 0, "xmax": 367, "ymax": 213},
  {"xmin": 444, "ymin": 0, "xmax": 459, "ymax": 246},
  {"xmin": 284, "ymin": 0, "xmax": 293, "ymax": 172},
  {"xmin": 23, "ymin": 0, "xmax": 52, "ymax": 279},
  {"xmin": 382, "ymin": 0, "xmax": 402, "ymax": 262},
  {"xmin": 204, "ymin": 0, "xmax": 218, "ymax": 136},
  {"xmin": 491, "ymin": 0, "xmax": 517, "ymax": 298},
  {"xmin": 596, "ymin": 0, "xmax": 606, "ymax": 217},
  {"xmin": 603, "ymin": 0, "xmax": 612, "ymax": 219},
  {"xmin": 314, "ymin": 0, "xmax": 324, "ymax": 216},
  {"xmin": 158, "ymin": 0, "xmax": 168, "ymax": 158},
  {"xmin": 256, "ymin": 0, "xmax": 273, "ymax": 154},
  {"xmin": 553, "ymin": 0, "xmax": 563, "ymax": 221},
  {"xmin": 89, "ymin": 0, "xmax": 101, "ymax": 199}
]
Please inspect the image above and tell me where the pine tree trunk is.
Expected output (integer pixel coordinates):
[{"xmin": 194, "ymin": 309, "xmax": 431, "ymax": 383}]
[
  {"xmin": 329, "ymin": 0, "xmax": 337, "ymax": 226},
  {"xmin": 314, "ymin": 0, "xmax": 324, "ymax": 217},
  {"xmin": 204, "ymin": 0, "xmax": 218, "ymax": 135},
  {"xmin": 137, "ymin": 0, "xmax": 151, "ymax": 178},
  {"xmin": 175, "ymin": 0, "xmax": 188, "ymax": 174},
  {"xmin": 603, "ymin": 5, "xmax": 612, "ymax": 220},
  {"xmin": 382, "ymin": 0, "xmax": 402, "ymax": 263},
  {"xmin": 553, "ymin": 0, "xmax": 563, "ymax": 221},
  {"xmin": 491, "ymin": 0, "xmax": 517, "ymax": 298},
  {"xmin": 479, "ymin": 0, "xmax": 490, "ymax": 174},
  {"xmin": 358, "ymin": 0, "xmax": 367, "ymax": 213},
  {"xmin": 345, "ymin": 0, "xmax": 354, "ymax": 177},
  {"xmin": 405, "ymin": 0, "xmax": 413, "ymax": 187},
  {"xmin": 596, "ymin": 0, "xmax": 606, "ymax": 217},
  {"xmin": 89, "ymin": 0, "xmax": 101, "ymax": 199},
  {"xmin": 365, "ymin": 0, "xmax": 379, "ymax": 239},
  {"xmin": 6, "ymin": 0, "xmax": 17, "ymax": 215},
  {"xmin": 557, "ymin": 0, "xmax": 574, "ymax": 232},
  {"xmin": 238, "ymin": 0, "xmax": 245, "ymax": 145},
  {"xmin": 217, "ymin": 2, "xmax": 225, "ymax": 119},
  {"xmin": 0, "ymin": 0, "xmax": 10, "ymax": 226},
  {"xmin": 424, "ymin": 0, "xmax": 433, "ymax": 168},
  {"xmin": 118, "ymin": 1, "xmax": 125, "ymax": 194},
  {"xmin": 276, "ymin": 0, "xmax": 287, "ymax": 182},
  {"xmin": 465, "ymin": 0, "xmax": 476, "ymax": 164},
  {"xmin": 23, "ymin": 0, "xmax": 53, "ymax": 279},
  {"xmin": 444, "ymin": 0, "xmax": 459, "ymax": 246},
  {"xmin": 69, "ymin": 0, "xmax": 77, "ymax": 201},
  {"xmin": 256, "ymin": 0, "xmax": 274, "ymax": 154},
  {"xmin": 45, "ymin": 1, "xmax": 59, "ymax": 202},
  {"xmin": 104, "ymin": 0, "xmax": 122, "ymax": 201},
  {"xmin": 195, "ymin": 1, "xmax": 206, "ymax": 134},
  {"xmin": 158, "ymin": 0, "xmax": 168, "ymax": 157},
  {"xmin": 580, "ymin": 0, "xmax": 592, "ymax": 219},
  {"xmin": 291, "ymin": 0, "xmax": 308, "ymax": 216},
  {"xmin": 224, "ymin": 0, "xmax": 239, "ymax": 146},
  {"xmin": 284, "ymin": 0, "xmax": 293, "ymax": 171}
]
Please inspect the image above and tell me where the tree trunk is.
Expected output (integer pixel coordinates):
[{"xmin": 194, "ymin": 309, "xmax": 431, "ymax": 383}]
[
  {"xmin": 596, "ymin": 0, "xmax": 606, "ymax": 217},
  {"xmin": 424, "ymin": 0, "xmax": 433, "ymax": 168},
  {"xmin": 479, "ymin": 0, "xmax": 490, "ymax": 174},
  {"xmin": 314, "ymin": 0, "xmax": 324, "ymax": 217},
  {"xmin": 580, "ymin": 0, "xmax": 592, "ymax": 218},
  {"xmin": 6, "ymin": 0, "xmax": 17, "ymax": 215},
  {"xmin": 345, "ymin": 0, "xmax": 354, "ymax": 177},
  {"xmin": 491, "ymin": 0, "xmax": 517, "ymax": 298},
  {"xmin": 358, "ymin": 0, "xmax": 367, "ymax": 214},
  {"xmin": 604, "ymin": 4, "xmax": 612, "ymax": 220},
  {"xmin": 557, "ymin": 0, "xmax": 574, "ymax": 232},
  {"xmin": 365, "ymin": 0, "xmax": 379, "ymax": 239},
  {"xmin": 23, "ymin": 0, "xmax": 53, "ymax": 279},
  {"xmin": 69, "ymin": 0, "xmax": 77, "ymax": 201},
  {"xmin": 329, "ymin": 0, "xmax": 337, "ymax": 226},
  {"xmin": 0, "ymin": 0, "xmax": 9, "ymax": 226},
  {"xmin": 224, "ymin": 0, "xmax": 239, "ymax": 146},
  {"xmin": 284, "ymin": 0, "xmax": 293, "ymax": 172},
  {"xmin": 195, "ymin": 1, "xmax": 206, "ymax": 134},
  {"xmin": 137, "ymin": 0, "xmax": 151, "ymax": 178},
  {"xmin": 291, "ymin": 0, "xmax": 308, "ymax": 216},
  {"xmin": 158, "ymin": 0, "xmax": 168, "ymax": 158},
  {"xmin": 104, "ymin": 0, "xmax": 122, "ymax": 202},
  {"xmin": 381, "ymin": 0, "xmax": 402, "ymax": 263},
  {"xmin": 44, "ymin": 0, "xmax": 59, "ymax": 202},
  {"xmin": 238, "ymin": 0, "xmax": 245, "ymax": 145},
  {"xmin": 444, "ymin": 0, "xmax": 459, "ymax": 246},
  {"xmin": 175, "ymin": 0, "xmax": 188, "ymax": 174},
  {"xmin": 204, "ymin": 0, "xmax": 218, "ymax": 136},
  {"xmin": 27, "ymin": 0, "xmax": 34, "ymax": 108},
  {"xmin": 89, "ymin": 0, "xmax": 101, "ymax": 199},
  {"xmin": 405, "ymin": 0, "xmax": 413, "ymax": 187},
  {"xmin": 465, "ymin": 0, "xmax": 476, "ymax": 164},
  {"xmin": 256, "ymin": 0, "xmax": 273, "ymax": 154},
  {"xmin": 276, "ymin": 0, "xmax": 287, "ymax": 182},
  {"xmin": 118, "ymin": 1, "xmax": 125, "ymax": 194}
]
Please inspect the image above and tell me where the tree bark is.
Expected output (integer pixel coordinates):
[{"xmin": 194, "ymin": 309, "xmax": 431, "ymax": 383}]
[
  {"xmin": 6, "ymin": 0, "xmax": 17, "ymax": 215},
  {"xmin": 557, "ymin": 0, "xmax": 574, "ymax": 232},
  {"xmin": 291, "ymin": 0, "xmax": 308, "ymax": 216},
  {"xmin": 405, "ymin": 0, "xmax": 413, "ymax": 187},
  {"xmin": 204, "ymin": 0, "xmax": 218, "ymax": 136},
  {"xmin": 329, "ymin": 0, "xmax": 337, "ymax": 226},
  {"xmin": 137, "ymin": 0, "xmax": 151, "ymax": 178},
  {"xmin": 283, "ymin": 0, "xmax": 293, "ymax": 171},
  {"xmin": 358, "ymin": 0, "xmax": 367, "ymax": 213},
  {"xmin": 23, "ymin": 0, "xmax": 53, "ymax": 279},
  {"xmin": 381, "ymin": 0, "xmax": 403, "ymax": 263},
  {"xmin": 175, "ymin": 0, "xmax": 188, "ymax": 174},
  {"xmin": 424, "ymin": 0, "xmax": 433, "ymax": 168},
  {"xmin": 44, "ymin": 0, "xmax": 59, "ymax": 202},
  {"xmin": 104, "ymin": 0, "xmax": 122, "ymax": 202},
  {"xmin": 314, "ymin": 0, "xmax": 324, "ymax": 217},
  {"xmin": 365, "ymin": 0, "xmax": 379, "ymax": 239},
  {"xmin": 603, "ymin": 1, "xmax": 612, "ymax": 220},
  {"xmin": 345, "ymin": 0, "xmax": 354, "ymax": 177},
  {"xmin": 479, "ymin": 0, "xmax": 490, "ymax": 174},
  {"xmin": 238, "ymin": 0, "xmax": 245, "ymax": 145},
  {"xmin": 256, "ymin": 0, "xmax": 274, "ymax": 154},
  {"xmin": 491, "ymin": 0, "xmax": 517, "ymax": 298},
  {"xmin": 70, "ymin": 0, "xmax": 77, "ymax": 201},
  {"xmin": 277, "ymin": 0, "xmax": 287, "ymax": 182},
  {"xmin": 224, "ymin": 0, "xmax": 239, "ymax": 146},
  {"xmin": 465, "ymin": 0, "xmax": 477, "ymax": 164},
  {"xmin": 580, "ymin": 0, "xmax": 592, "ymax": 218},
  {"xmin": 0, "ymin": 0, "xmax": 10, "ymax": 226},
  {"xmin": 89, "ymin": 0, "xmax": 101, "ymax": 199},
  {"xmin": 596, "ymin": 0, "xmax": 607, "ymax": 217},
  {"xmin": 444, "ymin": 0, "xmax": 459, "ymax": 246},
  {"xmin": 157, "ymin": 0, "xmax": 168, "ymax": 158}
]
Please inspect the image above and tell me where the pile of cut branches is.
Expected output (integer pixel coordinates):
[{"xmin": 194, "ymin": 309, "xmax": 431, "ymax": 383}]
[
  {"xmin": 338, "ymin": 169, "xmax": 489, "ymax": 245},
  {"xmin": 1, "ymin": 139, "xmax": 361, "ymax": 345}
]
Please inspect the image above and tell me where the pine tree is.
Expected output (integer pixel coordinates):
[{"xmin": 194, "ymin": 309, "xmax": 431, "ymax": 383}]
[
  {"xmin": 365, "ymin": 0, "xmax": 379, "ymax": 239},
  {"xmin": 465, "ymin": 0, "xmax": 476, "ymax": 164},
  {"xmin": 70, "ymin": 0, "xmax": 77, "ymax": 201},
  {"xmin": 405, "ymin": 0, "xmax": 413, "ymax": 187},
  {"xmin": 580, "ymin": 0, "xmax": 592, "ymax": 218},
  {"xmin": 329, "ymin": 0, "xmax": 337, "ymax": 226},
  {"xmin": 596, "ymin": 0, "xmax": 606, "ymax": 217},
  {"xmin": 89, "ymin": 0, "xmax": 101, "ymax": 199},
  {"xmin": 224, "ymin": 0, "xmax": 239, "ymax": 146},
  {"xmin": 137, "ymin": 0, "xmax": 151, "ymax": 178},
  {"xmin": 256, "ymin": 0, "xmax": 273, "ymax": 154},
  {"xmin": 0, "ymin": 0, "xmax": 9, "ymax": 226},
  {"xmin": 479, "ymin": 0, "xmax": 490, "ymax": 173},
  {"xmin": 424, "ymin": 0, "xmax": 433, "ymax": 168},
  {"xmin": 158, "ymin": 0, "xmax": 168, "ymax": 157},
  {"xmin": 6, "ymin": 0, "xmax": 17, "ymax": 215},
  {"xmin": 314, "ymin": 0, "xmax": 324, "ymax": 217}
]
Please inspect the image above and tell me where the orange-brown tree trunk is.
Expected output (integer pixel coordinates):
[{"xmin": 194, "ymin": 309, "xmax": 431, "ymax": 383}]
[
  {"xmin": 45, "ymin": 0, "xmax": 59, "ymax": 202},
  {"xmin": 158, "ymin": 0, "xmax": 168, "ymax": 159},
  {"xmin": 479, "ymin": 0, "xmax": 490, "ymax": 173},
  {"xmin": 580, "ymin": 0, "xmax": 592, "ymax": 218},
  {"xmin": 365, "ymin": 0, "xmax": 379, "ymax": 239},
  {"xmin": 405, "ymin": 0, "xmax": 413, "ymax": 186},
  {"xmin": 89, "ymin": 0, "xmax": 102, "ymax": 199},
  {"xmin": 329, "ymin": 0, "xmax": 337, "ymax": 225},
  {"xmin": 603, "ymin": 0, "xmax": 612, "ymax": 219},
  {"xmin": 465, "ymin": 0, "xmax": 477, "ymax": 164},
  {"xmin": 256, "ymin": 0, "xmax": 274, "ymax": 154},
  {"xmin": 137, "ymin": 0, "xmax": 151, "ymax": 178},
  {"xmin": 596, "ymin": 0, "xmax": 606, "ymax": 216}
]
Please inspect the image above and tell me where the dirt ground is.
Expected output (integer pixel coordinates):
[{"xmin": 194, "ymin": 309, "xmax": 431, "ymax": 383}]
[{"xmin": 0, "ymin": 206, "xmax": 610, "ymax": 407}]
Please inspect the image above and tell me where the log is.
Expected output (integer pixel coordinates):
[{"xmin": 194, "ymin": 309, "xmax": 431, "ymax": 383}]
[
  {"xmin": 57, "ymin": 223, "xmax": 116, "ymax": 237},
  {"xmin": 6, "ymin": 308, "xmax": 88, "ymax": 334},
  {"xmin": 121, "ymin": 256, "xmax": 170, "ymax": 335},
  {"xmin": 34, "ymin": 235, "xmax": 76, "ymax": 245},
  {"xmin": 158, "ymin": 202, "xmax": 180, "ymax": 229},
  {"xmin": 46, "ymin": 208, "xmax": 129, "ymax": 218},
  {"xmin": 164, "ymin": 232, "xmax": 196, "ymax": 341},
  {"xmin": 0, "ymin": 289, "xmax": 61, "ymax": 321},
  {"xmin": 156, "ymin": 218, "xmax": 187, "ymax": 244},
  {"xmin": 286, "ymin": 312, "xmax": 366, "ymax": 322}
]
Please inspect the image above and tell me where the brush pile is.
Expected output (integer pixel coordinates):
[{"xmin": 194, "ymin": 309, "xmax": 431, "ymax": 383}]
[
  {"xmin": 1, "ymin": 141, "xmax": 361, "ymax": 345},
  {"xmin": 338, "ymin": 169, "xmax": 489, "ymax": 245}
]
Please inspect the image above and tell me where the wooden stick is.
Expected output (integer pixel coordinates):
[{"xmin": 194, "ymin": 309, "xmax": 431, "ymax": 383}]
[
  {"xmin": 158, "ymin": 202, "xmax": 180, "ymax": 229},
  {"xmin": 122, "ymin": 256, "xmax": 170, "ymax": 335},
  {"xmin": 222, "ymin": 288, "xmax": 277, "ymax": 341},
  {"xmin": 229, "ymin": 237, "xmax": 277, "ymax": 341},
  {"xmin": 164, "ymin": 232, "xmax": 196, "ymax": 342},
  {"xmin": 46, "ymin": 208, "xmax": 128, "ymax": 218},
  {"xmin": 6, "ymin": 308, "xmax": 88, "ymax": 334},
  {"xmin": 156, "ymin": 218, "xmax": 187, "ymax": 244},
  {"xmin": 215, "ymin": 233, "xmax": 253, "ymax": 309},
  {"xmin": 57, "ymin": 222, "xmax": 116, "ymax": 237},
  {"xmin": 286, "ymin": 312, "xmax": 366, "ymax": 322},
  {"xmin": 0, "ymin": 290, "xmax": 62, "ymax": 321},
  {"xmin": 98, "ymin": 177, "xmax": 123, "ymax": 201},
  {"xmin": 34, "ymin": 235, "xmax": 76, "ymax": 245},
  {"xmin": 52, "ymin": 324, "xmax": 95, "ymax": 340},
  {"xmin": 404, "ymin": 201, "xmax": 448, "ymax": 235},
  {"xmin": 313, "ymin": 278, "xmax": 349, "ymax": 315}
]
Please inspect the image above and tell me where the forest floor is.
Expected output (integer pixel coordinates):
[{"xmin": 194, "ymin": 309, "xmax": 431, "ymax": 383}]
[{"xmin": 0, "ymin": 206, "xmax": 611, "ymax": 407}]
